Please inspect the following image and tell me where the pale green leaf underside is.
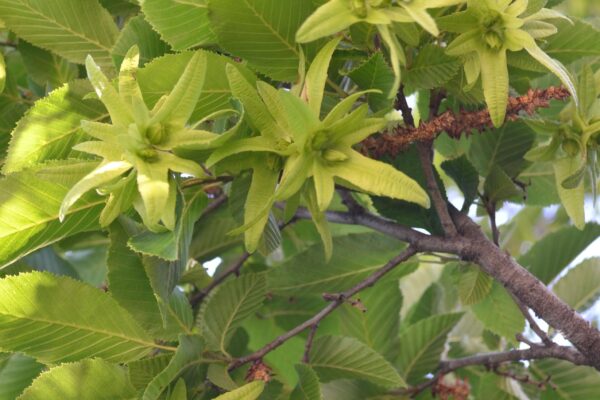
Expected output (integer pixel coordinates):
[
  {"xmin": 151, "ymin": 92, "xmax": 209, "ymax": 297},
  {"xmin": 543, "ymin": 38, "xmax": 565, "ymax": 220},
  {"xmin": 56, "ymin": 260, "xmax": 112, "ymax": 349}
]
[
  {"xmin": 519, "ymin": 223, "xmax": 600, "ymax": 284},
  {"xmin": 553, "ymin": 258, "xmax": 600, "ymax": 312},
  {"xmin": 17, "ymin": 359, "xmax": 136, "ymax": 400},
  {"xmin": 310, "ymin": 335, "xmax": 406, "ymax": 388},
  {"xmin": 0, "ymin": 271, "xmax": 158, "ymax": 364},
  {"xmin": 291, "ymin": 364, "xmax": 322, "ymax": 400},
  {"xmin": 397, "ymin": 313, "xmax": 463, "ymax": 384},
  {"xmin": 0, "ymin": 0, "xmax": 118, "ymax": 70}
]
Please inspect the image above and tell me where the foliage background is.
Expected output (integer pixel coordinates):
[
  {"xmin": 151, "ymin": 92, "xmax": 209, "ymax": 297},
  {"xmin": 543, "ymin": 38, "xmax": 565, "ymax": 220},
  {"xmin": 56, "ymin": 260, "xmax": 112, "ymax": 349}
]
[{"xmin": 0, "ymin": 0, "xmax": 600, "ymax": 399}]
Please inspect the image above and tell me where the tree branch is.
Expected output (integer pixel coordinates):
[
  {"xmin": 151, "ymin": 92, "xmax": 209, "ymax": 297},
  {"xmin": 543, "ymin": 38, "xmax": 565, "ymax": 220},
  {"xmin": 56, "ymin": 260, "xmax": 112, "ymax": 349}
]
[
  {"xmin": 291, "ymin": 205, "xmax": 600, "ymax": 369},
  {"xmin": 450, "ymin": 207, "xmax": 600, "ymax": 370},
  {"xmin": 302, "ymin": 323, "xmax": 320, "ymax": 363},
  {"xmin": 228, "ymin": 247, "xmax": 417, "ymax": 370},
  {"xmin": 393, "ymin": 345, "xmax": 586, "ymax": 397}
]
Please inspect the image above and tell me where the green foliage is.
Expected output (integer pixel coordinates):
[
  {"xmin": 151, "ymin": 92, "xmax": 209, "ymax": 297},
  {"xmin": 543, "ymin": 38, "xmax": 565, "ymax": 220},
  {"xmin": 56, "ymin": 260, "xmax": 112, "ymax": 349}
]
[
  {"xmin": 0, "ymin": 1, "xmax": 599, "ymax": 398},
  {"xmin": 17, "ymin": 359, "xmax": 136, "ymax": 400},
  {"xmin": 309, "ymin": 335, "xmax": 405, "ymax": 388},
  {"xmin": 396, "ymin": 313, "xmax": 463, "ymax": 384}
]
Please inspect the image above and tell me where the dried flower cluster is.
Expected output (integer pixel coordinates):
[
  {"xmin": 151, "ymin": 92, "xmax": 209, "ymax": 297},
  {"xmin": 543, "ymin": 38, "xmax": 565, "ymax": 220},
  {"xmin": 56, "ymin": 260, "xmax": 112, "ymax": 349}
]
[{"xmin": 362, "ymin": 86, "xmax": 571, "ymax": 158}]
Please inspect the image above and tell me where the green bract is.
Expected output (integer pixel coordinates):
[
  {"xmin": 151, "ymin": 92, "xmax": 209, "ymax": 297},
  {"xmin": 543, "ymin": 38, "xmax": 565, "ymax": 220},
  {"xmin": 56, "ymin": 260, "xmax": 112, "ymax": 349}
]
[
  {"xmin": 525, "ymin": 66, "xmax": 600, "ymax": 228},
  {"xmin": 443, "ymin": 0, "xmax": 577, "ymax": 126},
  {"xmin": 296, "ymin": 0, "xmax": 465, "ymax": 97},
  {"xmin": 59, "ymin": 47, "xmax": 214, "ymax": 231},
  {"xmin": 208, "ymin": 38, "xmax": 430, "ymax": 257}
]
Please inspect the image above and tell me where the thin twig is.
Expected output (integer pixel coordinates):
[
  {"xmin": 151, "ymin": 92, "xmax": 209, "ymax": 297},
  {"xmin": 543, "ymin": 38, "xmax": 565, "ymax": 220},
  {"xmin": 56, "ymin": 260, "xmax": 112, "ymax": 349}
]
[
  {"xmin": 190, "ymin": 251, "xmax": 252, "ymax": 307},
  {"xmin": 395, "ymin": 86, "xmax": 457, "ymax": 236},
  {"xmin": 392, "ymin": 346, "xmax": 586, "ymax": 397},
  {"xmin": 417, "ymin": 143, "xmax": 457, "ymax": 236},
  {"xmin": 513, "ymin": 297, "xmax": 553, "ymax": 346},
  {"xmin": 302, "ymin": 323, "xmax": 320, "ymax": 363},
  {"xmin": 228, "ymin": 247, "xmax": 417, "ymax": 370},
  {"xmin": 483, "ymin": 196, "xmax": 500, "ymax": 246},
  {"xmin": 337, "ymin": 187, "xmax": 365, "ymax": 215}
]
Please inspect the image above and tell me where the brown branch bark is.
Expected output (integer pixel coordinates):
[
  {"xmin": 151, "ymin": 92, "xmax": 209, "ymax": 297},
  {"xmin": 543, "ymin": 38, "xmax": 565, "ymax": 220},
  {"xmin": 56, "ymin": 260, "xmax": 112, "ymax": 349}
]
[
  {"xmin": 362, "ymin": 87, "xmax": 570, "ymax": 158},
  {"xmin": 229, "ymin": 247, "xmax": 417, "ymax": 370},
  {"xmin": 451, "ymin": 208, "xmax": 600, "ymax": 370}
]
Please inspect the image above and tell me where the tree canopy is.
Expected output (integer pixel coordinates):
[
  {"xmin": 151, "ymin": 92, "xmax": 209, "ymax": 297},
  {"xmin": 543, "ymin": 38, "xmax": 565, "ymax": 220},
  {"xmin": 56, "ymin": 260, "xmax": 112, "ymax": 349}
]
[{"xmin": 0, "ymin": 0, "xmax": 599, "ymax": 399}]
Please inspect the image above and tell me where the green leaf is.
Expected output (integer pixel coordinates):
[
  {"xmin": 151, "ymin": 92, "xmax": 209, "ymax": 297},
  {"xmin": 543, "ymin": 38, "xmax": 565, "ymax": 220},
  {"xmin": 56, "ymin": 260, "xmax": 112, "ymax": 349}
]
[
  {"xmin": 0, "ymin": 271, "xmax": 161, "ymax": 363},
  {"xmin": 441, "ymin": 155, "xmax": 479, "ymax": 211},
  {"xmin": 141, "ymin": 0, "xmax": 216, "ymax": 51},
  {"xmin": 309, "ymin": 335, "xmax": 406, "ymax": 388},
  {"xmin": 472, "ymin": 282, "xmax": 525, "ymax": 342},
  {"xmin": 346, "ymin": 52, "xmax": 395, "ymax": 112},
  {"xmin": 168, "ymin": 379, "xmax": 187, "ymax": 400},
  {"xmin": 397, "ymin": 313, "xmax": 463, "ymax": 384},
  {"xmin": 554, "ymin": 157, "xmax": 586, "ymax": 229},
  {"xmin": 214, "ymin": 381, "xmax": 265, "ymax": 400},
  {"xmin": 291, "ymin": 364, "xmax": 322, "ymax": 400},
  {"xmin": 468, "ymin": 121, "xmax": 536, "ymax": 178},
  {"xmin": 207, "ymin": 363, "xmax": 238, "ymax": 391},
  {"xmin": 483, "ymin": 165, "xmax": 523, "ymax": 204},
  {"xmin": 17, "ymin": 359, "xmax": 136, "ymax": 400},
  {"xmin": 531, "ymin": 359, "xmax": 600, "ymax": 400},
  {"xmin": 268, "ymin": 233, "xmax": 416, "ymax": 295},
  {"xmin": 0, "ymin": 354, "xmax": 44, "ymax": 400},
  {"xmin": 296, "ymin": 0, "xmax": 358, "ymax": 44},
  {"xmin": 544, "ymin": 19, "xmax": 600, "ymax": 65},
  {"xmin": 18, "ymin": 41, "xmax": 77, "ymax": 89},
  {"xmin": 3, "ymin": 81, "xmax": 107, "ymax": 174},
  {"xmin": 338, "ymin": 280, "xmax": 402, "ymax": 357},
  {"xmin": 0, "ymin": 0, "xmax": 118, "ymax": 70},
  {"xmin": 0, "ymin": 161, "xmax": 105, "ymax": 269},
  {"xmin": 128, "ymin": 354, "xmax": 173, "ymax": 391},
  {"xmin": 129, "ymin": 192, "xmax": 207, "ymax": 261},
  {"xmin": 519, "ymin": 224, "xmax": 600, "ymax": 284},
  {"xmin": 209, "ymin": 0, "xmax": 314, "ymax": 81},
  {"xmin": 137, "ymin": 51, "xmax": 255, "ymax": 121},
  {"xmin": 189, "ymin": 205, "xmax": 242, "ymax": 261},
  {"xmin": 404, "ymin": 44, "xmax": 460, "ymax": 91},
  {"xmin": 143, "ymin": 335, "xmax": 204, "ymax": 400},
  {"xmin": 107, "ymin": 220, "xmax": 165, "ymax": 334},
  {"xmin": 553, "ymin": 258, "xmax": 600, "ymax": 312},
  {"xmin": 199, "ymin": 273, "xmax": 266, "ymax": 355},
  {"xmin": 479, "ymin": 48, "xmax": 509, "ymax": 127},
  {"xmin": 112, "ymin": 15, "xmax": 171, "ymax": 68},
  {"xmin": 457, "ymin": 264, "xmax": 493, "ymax": 305}
]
